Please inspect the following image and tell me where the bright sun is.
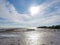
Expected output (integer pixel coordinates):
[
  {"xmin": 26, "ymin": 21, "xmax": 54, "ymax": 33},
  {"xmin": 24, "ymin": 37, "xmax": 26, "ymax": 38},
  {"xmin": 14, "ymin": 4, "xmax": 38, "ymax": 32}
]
[{"xmin": 29, "ymin": 6, "xmax": 40, "ymax": 16}]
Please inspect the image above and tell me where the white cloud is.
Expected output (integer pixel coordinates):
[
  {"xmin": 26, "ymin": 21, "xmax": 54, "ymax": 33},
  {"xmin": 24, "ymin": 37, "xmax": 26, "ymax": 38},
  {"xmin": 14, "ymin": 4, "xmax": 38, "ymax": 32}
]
[
  {"xmin": 0, "ymin": 0, "xmax": 60, "ymax": 28},
  {"xmin": 0, "ymin": 0, "xmax": 33, "ymax": 28},
  {"xmin": 0, "ymin": 0, "xmax": 24, "ymax": 23}
]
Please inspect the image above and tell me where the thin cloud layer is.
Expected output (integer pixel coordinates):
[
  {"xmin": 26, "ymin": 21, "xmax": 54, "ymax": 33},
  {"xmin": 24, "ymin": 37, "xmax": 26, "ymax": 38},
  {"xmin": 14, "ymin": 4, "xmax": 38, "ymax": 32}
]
[{"xmin": 0, "ymin": 0, "xmax": 60, "ymax": 28}]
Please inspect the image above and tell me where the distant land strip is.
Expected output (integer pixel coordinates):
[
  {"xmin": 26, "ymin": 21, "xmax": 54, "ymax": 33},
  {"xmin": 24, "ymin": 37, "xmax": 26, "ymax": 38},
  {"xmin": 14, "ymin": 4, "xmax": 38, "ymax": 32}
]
[{"xmin": 37, "ymin": 25, "xmax": 60, "ymax": 29}]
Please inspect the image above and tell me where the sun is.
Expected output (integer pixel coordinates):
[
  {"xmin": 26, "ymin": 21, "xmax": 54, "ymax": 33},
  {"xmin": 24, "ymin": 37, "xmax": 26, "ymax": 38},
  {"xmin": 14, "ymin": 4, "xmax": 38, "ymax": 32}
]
[{"xmin": 29, "ymin": 6, "xmax": 40, "ymax": 16}]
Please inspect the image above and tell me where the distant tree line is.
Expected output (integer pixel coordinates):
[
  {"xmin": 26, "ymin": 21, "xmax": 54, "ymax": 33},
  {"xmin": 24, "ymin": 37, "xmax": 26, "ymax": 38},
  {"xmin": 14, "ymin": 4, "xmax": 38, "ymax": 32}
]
[{"xmin": 37, "ymin": 25, "xmax": 60, "ymax": 29}]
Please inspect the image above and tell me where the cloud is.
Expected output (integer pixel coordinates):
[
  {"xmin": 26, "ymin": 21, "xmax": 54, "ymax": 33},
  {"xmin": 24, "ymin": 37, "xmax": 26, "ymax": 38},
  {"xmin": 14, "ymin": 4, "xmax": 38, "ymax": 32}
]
[
  {"xmin": 0, "ymin": 0, "xmax": 24, "ymax": 22},
  {"xmin": 24, "ymin": 0, "xmax": 60, "ymax": 26},
  {"xmin": 0, "ymin": 0, "xmax": 60, "ymax": 28},
  {"xmin": 0, "ymin": 0, "xmax": 32, "ymax": 28}
]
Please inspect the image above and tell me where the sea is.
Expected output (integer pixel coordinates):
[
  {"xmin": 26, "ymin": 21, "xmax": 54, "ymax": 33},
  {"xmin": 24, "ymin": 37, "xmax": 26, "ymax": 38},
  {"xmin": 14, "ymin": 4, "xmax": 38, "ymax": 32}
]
[{"xmin": 0, "ymin": 28, "xmax": 60, "ymax": 45}]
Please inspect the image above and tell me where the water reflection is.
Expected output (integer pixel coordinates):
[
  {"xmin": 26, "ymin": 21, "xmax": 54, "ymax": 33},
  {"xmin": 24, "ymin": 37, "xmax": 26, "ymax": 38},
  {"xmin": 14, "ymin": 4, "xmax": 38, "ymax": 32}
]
[
  {"xmin": 24, "ymin": 32, "xmax": 40, "ymax": 45},
  {"xmin": 0, "ymin": 29, "xmax": 60, "ymax": 45}
]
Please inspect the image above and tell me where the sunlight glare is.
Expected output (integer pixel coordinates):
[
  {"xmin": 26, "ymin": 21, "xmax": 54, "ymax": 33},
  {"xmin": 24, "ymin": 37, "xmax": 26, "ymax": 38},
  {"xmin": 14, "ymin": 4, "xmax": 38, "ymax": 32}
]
[{"xmin": 29, "ymin": 6, "xmax": 40, "ymax": 16}]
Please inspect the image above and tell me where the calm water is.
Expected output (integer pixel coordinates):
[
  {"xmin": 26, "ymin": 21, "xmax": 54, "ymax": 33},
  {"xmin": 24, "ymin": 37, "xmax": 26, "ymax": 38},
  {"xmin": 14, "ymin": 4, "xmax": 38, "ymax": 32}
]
[{"xmin": 0, "ymin": 29, "xmax": 60, "ymax": 45}]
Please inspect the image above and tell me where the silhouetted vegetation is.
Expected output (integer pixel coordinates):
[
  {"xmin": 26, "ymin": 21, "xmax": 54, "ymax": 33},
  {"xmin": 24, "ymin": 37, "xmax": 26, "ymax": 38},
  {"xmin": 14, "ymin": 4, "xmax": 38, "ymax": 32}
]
[{"xmin": 37, "ymin": 25, "xmax": 60, "ymax": 29}]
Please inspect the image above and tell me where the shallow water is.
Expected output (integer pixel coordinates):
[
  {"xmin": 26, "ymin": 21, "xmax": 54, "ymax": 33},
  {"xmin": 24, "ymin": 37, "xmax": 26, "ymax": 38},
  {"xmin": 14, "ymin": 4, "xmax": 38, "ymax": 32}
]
[{"xmin": 0, "ymin": 29, "xmax": 60, "ymax": 45}]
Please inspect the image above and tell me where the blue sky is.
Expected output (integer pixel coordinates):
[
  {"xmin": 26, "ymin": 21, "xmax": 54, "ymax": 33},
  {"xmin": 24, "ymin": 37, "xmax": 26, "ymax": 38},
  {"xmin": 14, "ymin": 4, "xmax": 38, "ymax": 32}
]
[{"xmin": 0, "ymin": 0, "xmax": 60, "ymax": 28}]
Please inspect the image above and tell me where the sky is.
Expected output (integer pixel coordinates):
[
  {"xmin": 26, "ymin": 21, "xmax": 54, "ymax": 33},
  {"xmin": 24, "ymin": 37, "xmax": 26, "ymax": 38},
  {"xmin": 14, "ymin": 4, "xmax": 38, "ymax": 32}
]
[{"xmin": 0, "ymin": 0, "xmax": 60, "ymax": 28}]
